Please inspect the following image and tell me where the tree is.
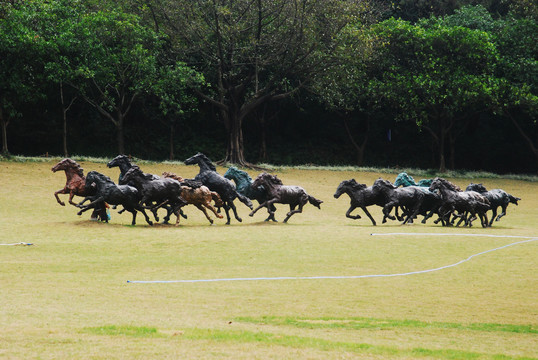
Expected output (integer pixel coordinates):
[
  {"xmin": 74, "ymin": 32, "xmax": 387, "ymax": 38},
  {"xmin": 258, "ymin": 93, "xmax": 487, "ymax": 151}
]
[
  {"xmin": 0, "ymin": 1, "xmax": 48, "ymax": 155},
  {"xmin": 367, "ymin": 18, "xmax": 499, "ymax": 172},
  {"xmin": 58, "ymin": 8, "xmax": 164, "ymax": 154},
  {"xmin": 152, "ymin": 62, "xmax": 205, "ymax": 160},
  {"xmin": 147, "ymin": 0, "xmax": 375, "ymax": 166}
]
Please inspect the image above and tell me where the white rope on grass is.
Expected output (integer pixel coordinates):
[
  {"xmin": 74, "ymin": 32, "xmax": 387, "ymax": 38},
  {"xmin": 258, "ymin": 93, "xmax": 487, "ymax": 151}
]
[
  {"xmin": 127, "ymin": 233, "xmax": 537, "ymax": 284},
  {"xmin": 0, "ymin": 242, "xmax": 33, "ymax": 246}
]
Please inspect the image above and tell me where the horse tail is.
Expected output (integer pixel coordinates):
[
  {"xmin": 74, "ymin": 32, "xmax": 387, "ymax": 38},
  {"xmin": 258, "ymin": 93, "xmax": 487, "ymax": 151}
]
[
  {"xmin": 308, "ymin": 195, "xmax": 323, "ymax": 209},
  {"xmin": 508, "ymin": 194, "xmax": 520, "ymax": 205},
  {"xmin": 211, "ymin": 192, "xmax": 224, "ymax": 207}
]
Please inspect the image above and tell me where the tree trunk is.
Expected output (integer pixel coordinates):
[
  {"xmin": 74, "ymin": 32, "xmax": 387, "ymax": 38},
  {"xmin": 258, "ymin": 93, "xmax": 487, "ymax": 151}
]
[
  {"xmin": 224, "ymin": 114, "xmax": 246, "ymax": 164},
  {"xmin": 116, "ymin": 114, "xmax": 125, "ymax": 154},
  {"xmin": 0, "ymin": 107, "xmax": 9, "ymax": 155},
  {"xmin": 448, "ymin": 131, "xmax": 456, "ymax": 171},
  {"xmin": 342, "ymin": 116, "xmax": 368, "ymax": 167},
  {"xmin": 169, "ymin": 121, "xmax": 175, "ymax": 160}
]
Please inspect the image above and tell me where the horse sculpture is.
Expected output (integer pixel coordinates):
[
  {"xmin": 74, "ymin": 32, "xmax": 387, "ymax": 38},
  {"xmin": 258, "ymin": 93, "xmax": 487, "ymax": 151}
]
[
  {"xmin": 51, "ymin": 158, "xmax": 108, "ymax": 221},
  {"xmin": 465, "ymin": 183, "xmax": 520, "ymax": 226},
  {"xmin": 224, "ymin": 166, "xmax": 276, "ymax": 222},
  {"xmin": 334, "ymin": 179, "xmax": 385, "ymax": 225},
  {"xmin": 429, "ymin": 178, "xmax": 490, "ymax": 227},
  {"xmin": 249, "ymin": 172, "xmax": 323, "ymax": 222},
  {"xmin": 184, "ymin": 153, "xmax": 253, "ymax": 224},
  {"xmin": 107, "ymin": 154, "xmax": 177, "ymax": 223},
  {"xmin": 392, "ymin": 172, "xmax": 444, "ymax": 224},
  {"xmin": 120, "ymin": 166, "xmax": 187, "ymax": 225},
  {"xmin": 371, "ymin": 178, "xmax": 425, "ymax": 224},
  {"xmin": 394, "ymin": 172, "xmax": 433, "ymax": 188},
  {"xmin": 77, "ymin": 171, "xmax": 153, "ymax": 226},
  {"xmin": 162, "ymin": 172, "xmax": 224, "ymax": 225}
]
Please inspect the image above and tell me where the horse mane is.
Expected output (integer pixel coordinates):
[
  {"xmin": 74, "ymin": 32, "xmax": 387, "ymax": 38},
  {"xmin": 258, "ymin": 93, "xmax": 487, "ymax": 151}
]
[
  {"xmin": 436, "ymin": 177, "xmax": 462, "ymax": 192},
  {"xmin": 61, "ymin": 158, "xmax": 85, "ymax": 177},
  {"xmin": 199, "ymin": 153, "xmax": 217, "ymax": 171},
  {"xmin": 266, "ymin": 173, "xmax": 283, "ymax": 185},
  {"xmin": 228, "ymin": 167, "xmax": 252, "ymax": 182}
]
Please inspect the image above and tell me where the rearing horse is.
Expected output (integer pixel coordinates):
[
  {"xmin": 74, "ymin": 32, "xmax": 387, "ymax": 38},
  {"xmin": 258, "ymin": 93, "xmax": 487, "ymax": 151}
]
[
  {"xmin": 184, "ymin": 153, "xmax": 253, "ymax": 225},
  {"xmin": 51, "ymin": 158, "xmax": 107, "ymax": 221}
]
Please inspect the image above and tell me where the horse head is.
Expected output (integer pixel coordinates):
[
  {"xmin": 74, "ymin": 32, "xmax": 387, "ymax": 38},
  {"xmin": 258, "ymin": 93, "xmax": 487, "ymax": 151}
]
[
  {"xmin": 120, "ymin": 166, "xmax": 144, "ymax": 185},
  {"xmin": 107, "ymin": 154, "xmax": 131, "ymax": 169},
  {"xmin": 51, "ymin": 158, "xmax": 83, "ymax": 176},
  {"xmin": 466, "ymin": 183, "xmax": 487, "ymax": 193},
  {"xmin": 162, "ymin": 172, "xmax": 184, "ymax": 182},
  {"xmin": 252, "ymin": 172, "xmax": 280, "ymax": 190},
  {"xmin": 224, "ymin": 166, "xmax": 252, "ymax": 184},
  {"xmin": 429, "ymin": 177, "xmax": 461, "ymax": 193},
  {"xmin": 334, "ymin": 179, "xmax": 365, "ymax": 198},
  {"xmin": 184, "ymin": 152, "xmax": 217, "ymax": 171},
  {"xmin": 394, "ymin": 172, "xmax": 416, "ymax": 187}
]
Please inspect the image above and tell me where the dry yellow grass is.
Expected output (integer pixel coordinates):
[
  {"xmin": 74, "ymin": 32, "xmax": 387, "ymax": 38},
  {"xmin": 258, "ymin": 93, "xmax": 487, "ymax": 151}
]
[{"xmin": 0, "ymin": 160, "xmax": 536, "ymax": 359}]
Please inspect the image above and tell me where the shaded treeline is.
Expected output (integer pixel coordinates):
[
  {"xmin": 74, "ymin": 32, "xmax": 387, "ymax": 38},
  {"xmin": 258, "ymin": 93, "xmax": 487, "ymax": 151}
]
[{"xmin": 1, "ymin": 0, "xmax": 536, "ymax": 173}]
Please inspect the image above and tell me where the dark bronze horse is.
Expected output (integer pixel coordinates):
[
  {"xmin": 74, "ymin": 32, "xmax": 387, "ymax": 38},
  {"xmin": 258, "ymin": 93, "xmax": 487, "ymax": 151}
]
[
  {"xmin": 77, "ymin": 171, "xmax": 153, "ymax": 226},
  {"xmin": 249, "ymin": 172, "xmax": 323, "ymax": 222},
  {"xmin": 184, "ymin": 153, "xmax": 253, "ymax": 225},
  {"xmin": 465, "ymin": 183, "xmax": 520, "ymax": 226},
  {"xmin": 107, "ymin": 154, "xmax": 177, "ymax": 222},
  {"xmin": 371, "ymin": 178, "xmax": 425, "ymax": 224},
  {"xmin": 224, "ymin": 166, "xmax": 276, "ymax": 222},
  {"xmin": 51, "ymin": 158, "xmax": 108, "ymax": 221},
  {"xmin": 120, "ymin": 166, "xmax": 187, "ymax": 225},
  {"xmin": 429, "ymin": 178, "xmax": 490, "ymax": 227},
  {"xmin": 334, "ymin": 179, "xmax": 385, "ymax": 225}
]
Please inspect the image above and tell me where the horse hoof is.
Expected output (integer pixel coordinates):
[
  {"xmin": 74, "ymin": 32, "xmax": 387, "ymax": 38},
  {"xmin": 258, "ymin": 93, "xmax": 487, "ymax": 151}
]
[
  {"xmin": 237, "ymin": 218, "xmax": 243, "ymax": 222},
  {"xmin": 249, "ymin": 213, "xmax": 254, "ymax": 217}
]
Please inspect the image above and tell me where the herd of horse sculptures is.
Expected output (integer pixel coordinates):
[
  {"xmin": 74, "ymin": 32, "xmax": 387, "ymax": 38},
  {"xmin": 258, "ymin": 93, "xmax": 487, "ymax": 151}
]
[{"xmin": 52, "ymin": 153, "xmax": 521, "ymax": 228}]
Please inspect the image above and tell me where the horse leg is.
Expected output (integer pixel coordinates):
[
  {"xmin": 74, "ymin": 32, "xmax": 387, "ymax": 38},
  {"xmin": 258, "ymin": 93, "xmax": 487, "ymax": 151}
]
[
  {"xmin": 230, "ymin": 202, "xmax": 243, "ymax": 223},
  {"xmin": 196, "ymin": 204, "xmax": 213, "ymax": 224},
  {"xmin": 134, "ymin": 204, "xmax": 153, "ymax": 226},
  {"xmin": 345, "ymin": 205, "xmax": 361, "ymax": 220},
  {"xmin": 204, "ymin": 201, "xmax": 223, "ymax": 219},
  {"xmin": 54, "ymin": 188, "xmax": 68, "ymax": 206},
  {"xmin": 495, "ymin": 206, "xmax": 506, "ymax": 223},
  {"xmin": 382, "ymin": 203, "xmax": 397, "ymax": 223},
  {"xmin": 249, "ymin": 201, "xmax": 269, "ymax": 217},
  {"xmin": 361, "ymin": 206, "xmax": 377, "ymax": 226},
  {"xmin": 284, "ymin": 203, "xmax": 303, "ymax": 223}
]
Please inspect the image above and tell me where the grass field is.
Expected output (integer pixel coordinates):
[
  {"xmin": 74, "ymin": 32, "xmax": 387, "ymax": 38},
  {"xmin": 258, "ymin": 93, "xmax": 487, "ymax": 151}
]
[{"xmin": 1, "ymin": 159, "xmax": 536, "ymax": 359}]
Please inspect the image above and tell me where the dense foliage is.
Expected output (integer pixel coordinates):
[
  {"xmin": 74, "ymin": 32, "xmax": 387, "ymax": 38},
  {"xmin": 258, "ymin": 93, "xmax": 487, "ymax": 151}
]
[{"xmin": 1, "ymin": 0, "xmax": 536, "ymax": 173}]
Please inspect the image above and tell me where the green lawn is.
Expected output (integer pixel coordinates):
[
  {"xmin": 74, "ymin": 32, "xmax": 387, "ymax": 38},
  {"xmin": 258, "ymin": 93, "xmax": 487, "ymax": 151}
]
[{"xmin": 1, "ymin": 160, "xmax": 536, "ymax": 359}]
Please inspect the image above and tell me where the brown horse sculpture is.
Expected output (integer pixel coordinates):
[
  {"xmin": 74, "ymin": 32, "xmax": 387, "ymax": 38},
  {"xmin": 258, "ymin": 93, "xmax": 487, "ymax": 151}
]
[
  {"xmin": 51, "ymin": 158, "xmax": 108, "ymax": 221},
  {"xmin": 162, "ymin": 172, "xmax": 224, "ymax": 225}
]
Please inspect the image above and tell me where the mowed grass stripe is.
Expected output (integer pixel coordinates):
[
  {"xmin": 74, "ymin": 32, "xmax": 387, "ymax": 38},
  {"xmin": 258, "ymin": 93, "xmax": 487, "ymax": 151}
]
[
  {"xmin": 180, "ymin": 328, "xmax": 535, "ymax": 360},
  {"xmin": 235, "ymin": 316, "xmax": 537, "ymax": 334}
]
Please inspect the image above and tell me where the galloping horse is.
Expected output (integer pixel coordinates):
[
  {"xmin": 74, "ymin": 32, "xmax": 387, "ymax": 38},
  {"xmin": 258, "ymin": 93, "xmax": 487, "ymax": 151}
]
[
  {"xmin": 51, "ymin": 158, "xmax": 107, "ymax": 221},
  {"xmin": 162, "ymin": 172, "xmax": 224, "ymax": 225},
  {"xmin": 77, "ymin": 171, "xmax": 153, "ymax": 226},
  {"xmin": 429, "ymin": 178, "xmax": 490, "ymax": 227},
  {"xmin": 184, "ymin": 153, "xmax": 253, "ymax": 225},
  {"xmin": 465, "ymin": 183, "xmax": 520, "ymax": 226},
  {"xmin": 120, "ymin": 166, "xmax": 187, "ymax": 225},
  {"xmin": 224, "ymin": 166, "xmax": 276, "ymax": 222},
  {"xmin": 107, "ymin": 154, "xmax": 174, "ymax": 222},
  {"xmin": 249, "ymin": 172, "xmax": 323, "ymax": 222},
  {"xmin": 334, "ymin": 179, "xmax": 385, "ymax": 225}
]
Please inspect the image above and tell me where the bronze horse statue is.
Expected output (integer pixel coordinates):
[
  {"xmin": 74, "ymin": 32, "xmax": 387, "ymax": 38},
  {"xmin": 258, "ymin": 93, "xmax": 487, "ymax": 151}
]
[
  {"xmin": 184, "ymin": 153, "xmax": 253, "ymax": 225},
  {"xmin": 162, "ymin": 172, "xmax": 224, "ymax": 225},
  {"xmin": 249, "ymin": 172, "xmax": 323, "ymax": 222},
  {"xmin": 77, "ymin": 171, "xmax": 153, "ymax": 226},
  {"xmin": 51, "ymin": 158, "xmax": 108, "ymax": 221}
]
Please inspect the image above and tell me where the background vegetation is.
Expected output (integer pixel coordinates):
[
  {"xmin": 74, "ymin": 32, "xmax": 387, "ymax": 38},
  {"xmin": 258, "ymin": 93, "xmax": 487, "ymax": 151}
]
[{"xmin": 0, "ymin": 0, "xmax": 537, "ymax": 173}]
